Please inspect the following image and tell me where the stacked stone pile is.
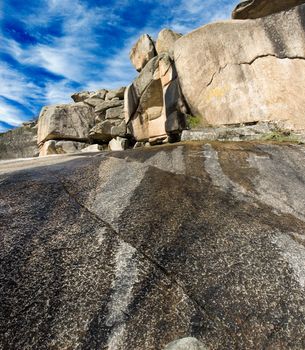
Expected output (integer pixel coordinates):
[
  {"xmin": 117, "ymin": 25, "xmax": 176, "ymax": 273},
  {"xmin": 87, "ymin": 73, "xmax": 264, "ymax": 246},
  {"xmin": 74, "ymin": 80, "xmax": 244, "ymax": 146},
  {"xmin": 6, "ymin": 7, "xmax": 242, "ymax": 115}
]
[{"xmin": 38, "ymin": 87, "xmax": 128, "ymax": 156}]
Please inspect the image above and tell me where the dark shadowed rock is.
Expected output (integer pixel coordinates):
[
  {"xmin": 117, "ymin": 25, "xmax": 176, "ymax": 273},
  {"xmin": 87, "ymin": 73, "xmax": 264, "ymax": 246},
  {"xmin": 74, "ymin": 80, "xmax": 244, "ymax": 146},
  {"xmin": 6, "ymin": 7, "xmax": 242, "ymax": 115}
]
[
  {"xmin": 232, "ymin": 0, "xmax": 305, "ymax": 19},
  {"xmin": 1, "ymin": 142, "xmax": 305, "ymax": 349},
  {"xmin": 0, "ymin": 124, "xmax": 38, "ymax": 160}
]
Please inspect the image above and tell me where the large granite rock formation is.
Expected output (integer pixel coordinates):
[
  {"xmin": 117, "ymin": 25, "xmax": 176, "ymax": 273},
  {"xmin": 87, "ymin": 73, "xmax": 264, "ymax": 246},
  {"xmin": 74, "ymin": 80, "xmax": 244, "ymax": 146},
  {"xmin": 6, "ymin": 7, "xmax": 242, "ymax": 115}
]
[
  {"xmin": 232, "ymin": 0, "xmax": 305, "ymax": 19},
  {"xmin": 35, "ymin": 86, "xmax": 128, "ymax": 156},
  {"xmin": 129, "ymin": 34, "xmax": 157, "ymax": 72},
  {"xmin": 2, "ymin": 141, "xmax": 305, "ymax": 349},
  {"xmin": 37, "ymin": 103, "xmax": 95, "ymax": 145},
  {"xmin": 174, "ymin": 4, "xmax": 305, "ymax": 130},
  {"xmin": 125, "ymin": 53, "xmax": 186, "ymax": 143},
  {"xmin": 0, "ymin": 122, "xmax": 38, "ymax": 160}
]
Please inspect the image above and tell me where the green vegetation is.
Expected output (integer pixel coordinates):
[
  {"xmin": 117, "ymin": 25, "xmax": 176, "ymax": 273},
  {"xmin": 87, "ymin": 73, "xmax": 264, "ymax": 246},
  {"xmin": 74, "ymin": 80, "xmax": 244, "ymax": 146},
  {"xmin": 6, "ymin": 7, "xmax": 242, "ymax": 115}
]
[
  {"xmin": 262, "ymin": 130, "xmax": 302, "ymax": 143},
  {"xmin": 186, "ymin": 115, "xmax": 202, "ymax": 129}
]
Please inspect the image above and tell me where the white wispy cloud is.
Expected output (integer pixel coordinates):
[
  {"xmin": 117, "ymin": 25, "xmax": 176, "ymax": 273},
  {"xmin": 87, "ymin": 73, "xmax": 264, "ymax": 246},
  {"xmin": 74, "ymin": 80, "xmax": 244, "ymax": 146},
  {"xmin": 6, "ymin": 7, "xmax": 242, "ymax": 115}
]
[
  {"xmin": 0, "ymin": 63, "xmax": 42, "ymax": 108},
  {"xmin": 0, "ymin": 98, "xmax": 26, "ymax": 127}
]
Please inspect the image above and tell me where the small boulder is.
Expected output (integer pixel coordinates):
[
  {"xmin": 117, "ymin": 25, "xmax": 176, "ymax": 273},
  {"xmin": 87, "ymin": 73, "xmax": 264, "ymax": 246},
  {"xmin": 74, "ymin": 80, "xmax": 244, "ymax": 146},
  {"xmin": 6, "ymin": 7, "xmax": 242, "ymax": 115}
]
[
  {"xmin": 156, "ymin": 29, "xmax": 182, "ymax": 57},
  {"xmin": 105, "ymin": 87, "xmax": 126, "ymax": 101},
  {"xmin": 129, "ymin": 34, "xmax": 156, "ymax": 72},
  {"xmin": 39, "ymin": 140, "xmax": 87, "ymax": 156},
  {"xmin": 95, "ymin": 100, "xmax": 124, "ymax": 115},
  {"xmin": 109, "ymin": 137, "xmax": 129, "ymax": 151},
  {"xmin": 81, "ymin": 144, "xmax": 104, "ymax": 153},
  {"xmin": 39, "ymin": 140, "xmax": 57, "ymax": 156},
  {"xmin": 89, "ymin": 120, "xmax": 113, "ymax": 142},
  {"xmin": 71, "ymin": 91, "xmax": 91, "ymax": 103},
  {"xmin": 90, "ymin": 89, "xmax": 108, "ymax": 100},
  {"xmin": 163, "ymin": 337, "xmax": 208, "ymax": 350},
  {"xmin": 105, "ymin": 106, "xmax": 124, "ymax": 120},
  {"xmin": 84, "ymin": 97, "xmax": 105, "ymax": 108},
  {"xmin": 111, "ymin": 120, "xmax": 127, "ymax": 137},
  {"xmin": 232, "ymin": 0, "xmax": 305, "ymax": 19},
  {"xmin": 54, "ymin": 140, "xmax": 87, "ymax": 154}
]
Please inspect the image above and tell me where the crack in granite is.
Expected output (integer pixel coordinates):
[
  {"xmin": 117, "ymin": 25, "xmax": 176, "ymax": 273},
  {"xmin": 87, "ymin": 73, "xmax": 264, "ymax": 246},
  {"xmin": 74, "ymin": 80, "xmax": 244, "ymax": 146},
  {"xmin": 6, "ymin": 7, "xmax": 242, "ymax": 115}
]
[
  {"xmin": 206, "ymin": 54, "xmax": 305, "ymax": 88},
  {"xmin": 53, "ymin": 173, "xmax": 236, "ymax": 342}
]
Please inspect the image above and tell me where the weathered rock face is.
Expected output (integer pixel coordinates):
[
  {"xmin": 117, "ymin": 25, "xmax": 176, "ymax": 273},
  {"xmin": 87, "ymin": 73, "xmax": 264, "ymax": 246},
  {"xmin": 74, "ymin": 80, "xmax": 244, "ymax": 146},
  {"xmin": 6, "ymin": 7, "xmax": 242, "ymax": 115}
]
[
  {"xmin": 36, "ymin": 86, "xmax": 128, "ymax": 156},
  {"xmin": 2, "ymin": 142, "xmax": 305, "ymax": 349},
  {"xmin": 89, "ymin": 119, "xmax": 126, "ymax": 142},
  {"xmin": 232, "ymin": 0, "xmax": 305, "ymax": 19},
  {"xmin": 129, "ymin": 34, "xmax": 157, "ymax": 72},
  {"xmin": 0, "ymin": 123, "xmax": 38, "ymax": 160},
  {"xmin": 156, "ymin": 29, "xmax": 182, "ymax": 57},
  {"xmin": 125, "ymin": 54, "xmax": 187, "ymax": 143},
  {"xmin": 174, "ymin": 4, "xmax": 305, "ymax": 130},
  {"xmin": 37, "ymin": 103, "xmax": 95, "ymax": 145}
]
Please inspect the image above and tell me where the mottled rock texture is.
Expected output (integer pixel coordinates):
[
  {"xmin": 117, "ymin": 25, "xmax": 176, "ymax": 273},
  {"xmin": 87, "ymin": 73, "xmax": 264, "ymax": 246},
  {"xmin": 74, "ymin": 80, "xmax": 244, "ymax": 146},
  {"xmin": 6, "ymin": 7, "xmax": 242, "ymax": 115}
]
[
  {"xmin": 37, "ymin": 103, "xmax": 95, "ymax": 145},
  {"xmin": 232, "ymin": 0, "xmax": 305, "ymax": 19},
  {"xmin": 0, "ymin": 124, "xmax": 38, "ymax": 160},
  {"xmin": 174, "ymin": 4, "xmax": 305, "ymax": 130},
  {"xmin": 2, "ymin": 142, "xmax": 305, "ymax": 349}
]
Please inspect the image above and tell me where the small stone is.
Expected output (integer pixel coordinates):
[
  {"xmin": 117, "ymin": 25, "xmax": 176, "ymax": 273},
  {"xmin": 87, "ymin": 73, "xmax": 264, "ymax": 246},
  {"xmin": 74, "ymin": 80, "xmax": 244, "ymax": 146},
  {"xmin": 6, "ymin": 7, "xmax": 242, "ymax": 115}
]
[
  {"xmin": 105, "ymin": 87, "xmax": 126, "ymax": 101},
  {"xmin": 109, "ymin": 137, "xmax": 129, "ymax": 151},
  {"xmin": 106, "ymin": 106, "xmax": 124, "ymax": 120},
  {"xmin": 163, "ymin": 337, "xmax": 208, "ymax": 350},
  {"xmin": 84, "ymin": 98, "xmax": 105, "ymax": 108},
  {"xmin": 71, "ymin": 91, "xmax": 91, "ymax": 103},
  {"xmin": 81, "ymin": 144, "xmax": 104, "ymax": 153},
  {"xmin": 95, "ymin": 100, "xmax": 124, "ymax": 114}
]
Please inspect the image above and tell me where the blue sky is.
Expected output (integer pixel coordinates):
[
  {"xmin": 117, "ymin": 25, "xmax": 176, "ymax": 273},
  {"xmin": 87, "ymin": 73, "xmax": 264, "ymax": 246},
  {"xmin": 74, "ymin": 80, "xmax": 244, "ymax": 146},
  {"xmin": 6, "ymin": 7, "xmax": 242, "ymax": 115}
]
[{"xmin": 0, "ymin": 0, "xmax": 239, "ymax": 132}]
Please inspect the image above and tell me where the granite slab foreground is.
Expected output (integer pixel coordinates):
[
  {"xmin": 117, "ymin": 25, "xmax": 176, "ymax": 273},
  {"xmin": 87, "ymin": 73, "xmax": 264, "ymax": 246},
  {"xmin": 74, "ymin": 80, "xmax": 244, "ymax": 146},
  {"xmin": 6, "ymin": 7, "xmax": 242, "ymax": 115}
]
[{"xmin": 1, "ymin": 142, "xmax": 305, "ymax": 349}]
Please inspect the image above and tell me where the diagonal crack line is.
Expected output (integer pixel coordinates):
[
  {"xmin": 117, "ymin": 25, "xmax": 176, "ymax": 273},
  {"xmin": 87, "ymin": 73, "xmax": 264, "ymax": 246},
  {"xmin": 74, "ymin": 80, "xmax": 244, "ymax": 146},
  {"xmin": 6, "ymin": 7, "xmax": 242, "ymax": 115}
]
[
  {"xmin": 239, "ymin": 53, "xmax": 305, "ymax": 66},
  {"xmin": 54, "ymin": 173, "xmax": 235, "ymax": 341},
  {"xmin": 206, "ymin": 64, "xmax": 228, "ymax": 87},
  {"xmin": 206, "ymin": 54, "xmax": 305, "ymax": 89}
]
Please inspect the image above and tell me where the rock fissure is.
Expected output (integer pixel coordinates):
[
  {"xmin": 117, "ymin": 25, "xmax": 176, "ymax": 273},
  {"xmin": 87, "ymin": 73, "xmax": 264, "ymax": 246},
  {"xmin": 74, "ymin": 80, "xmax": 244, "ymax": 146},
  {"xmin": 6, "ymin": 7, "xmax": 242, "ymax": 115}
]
[
  {"xmin": 53, "ymin": 173, "xmax": 235, "ymax": 341},
  {"xmin": 205, "ymin": 54, "xmax": 305, "ymax": 89}
]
